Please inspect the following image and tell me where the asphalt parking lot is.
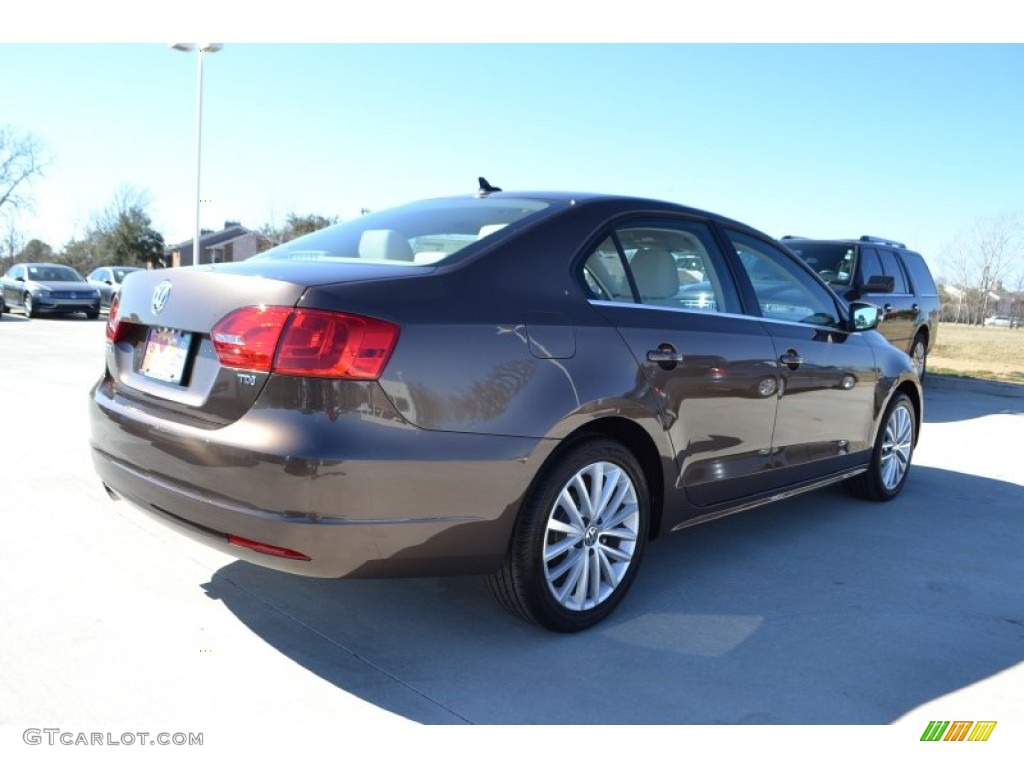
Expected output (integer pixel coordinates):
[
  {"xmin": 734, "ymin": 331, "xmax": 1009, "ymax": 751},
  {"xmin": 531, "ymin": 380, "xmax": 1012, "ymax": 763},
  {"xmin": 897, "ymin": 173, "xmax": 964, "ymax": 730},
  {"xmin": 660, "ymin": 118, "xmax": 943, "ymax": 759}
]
[{"xmin": 1, "ymin": 314, "xmax": 1021, "ymax": 750}]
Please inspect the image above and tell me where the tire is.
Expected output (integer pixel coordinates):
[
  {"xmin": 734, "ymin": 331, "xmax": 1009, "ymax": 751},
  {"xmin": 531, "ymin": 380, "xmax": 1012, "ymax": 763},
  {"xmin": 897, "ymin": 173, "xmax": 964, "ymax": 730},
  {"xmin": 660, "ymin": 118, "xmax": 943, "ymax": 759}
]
[
  {"xmin": 86, "ymin": 308, "xmax": 100, "ymax": 320},
  {"xmin": 487, "ymin": 437, "xmax": 650, "ymax": 632},
  {"xmin": 23, "ymin": 294, "xmax": 35, "ymax": 318},
  {"xmin": 845, "ymin": 392, "xmax": 915, "ymax": 502},
  {"xmin": 910, "ymin": 333, "xmax": 927, "ymax": 381}
]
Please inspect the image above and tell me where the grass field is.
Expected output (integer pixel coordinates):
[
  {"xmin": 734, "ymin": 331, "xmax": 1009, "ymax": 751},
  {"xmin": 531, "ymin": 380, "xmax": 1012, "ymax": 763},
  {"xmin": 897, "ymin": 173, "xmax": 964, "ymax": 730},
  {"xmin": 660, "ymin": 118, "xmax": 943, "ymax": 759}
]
[{"xmin": 928, "ymin": 322, "xmax": 1024, "ymax": 383}]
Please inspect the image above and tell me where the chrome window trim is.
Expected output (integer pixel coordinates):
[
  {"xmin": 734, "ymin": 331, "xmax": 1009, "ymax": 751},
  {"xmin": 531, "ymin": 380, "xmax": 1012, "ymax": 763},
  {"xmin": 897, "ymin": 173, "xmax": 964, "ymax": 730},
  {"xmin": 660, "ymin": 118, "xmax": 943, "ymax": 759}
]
[{"xmin": 587, "ymin": 299, "xmax": 851, "ymax": 334}]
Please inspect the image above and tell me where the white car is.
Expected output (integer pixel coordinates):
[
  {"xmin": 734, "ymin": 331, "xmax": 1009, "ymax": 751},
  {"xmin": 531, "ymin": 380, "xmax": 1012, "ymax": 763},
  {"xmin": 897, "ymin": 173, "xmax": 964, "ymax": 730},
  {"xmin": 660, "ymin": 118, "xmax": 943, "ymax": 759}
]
[{"xmin": 984, "ymin": 315, "xmax": 1015, "ymax": 327}]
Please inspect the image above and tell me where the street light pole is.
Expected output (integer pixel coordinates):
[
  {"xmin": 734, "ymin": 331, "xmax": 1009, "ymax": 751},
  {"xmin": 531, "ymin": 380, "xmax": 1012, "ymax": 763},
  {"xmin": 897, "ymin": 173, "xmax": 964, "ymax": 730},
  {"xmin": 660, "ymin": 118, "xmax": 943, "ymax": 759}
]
[{"xmin": 171, "ymin": 43, "xmax": 222, "ymax": 265}]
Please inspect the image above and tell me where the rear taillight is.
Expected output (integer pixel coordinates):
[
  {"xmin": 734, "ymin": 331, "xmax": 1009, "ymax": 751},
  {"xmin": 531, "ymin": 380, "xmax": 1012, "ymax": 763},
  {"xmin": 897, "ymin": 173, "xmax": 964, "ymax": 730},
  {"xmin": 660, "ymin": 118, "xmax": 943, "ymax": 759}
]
[
  {"xmin": 211, "ymin": 306, "xmax": 292, "ymax": 371},
  {"xmin": 211, "ymin": 306, "xmax": 400, "ymax": 380},
  {"xmin": 106, "ymin": 294, "xmax": 126, "ymax": 343}
]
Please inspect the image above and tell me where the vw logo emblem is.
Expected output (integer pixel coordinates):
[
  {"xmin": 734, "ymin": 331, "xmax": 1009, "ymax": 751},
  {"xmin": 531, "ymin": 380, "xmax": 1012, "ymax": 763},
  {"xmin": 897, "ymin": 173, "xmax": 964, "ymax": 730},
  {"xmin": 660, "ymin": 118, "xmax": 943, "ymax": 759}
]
[{"xmin": 151, "ymin": 280, "xmax": 172, "ymax": 315}]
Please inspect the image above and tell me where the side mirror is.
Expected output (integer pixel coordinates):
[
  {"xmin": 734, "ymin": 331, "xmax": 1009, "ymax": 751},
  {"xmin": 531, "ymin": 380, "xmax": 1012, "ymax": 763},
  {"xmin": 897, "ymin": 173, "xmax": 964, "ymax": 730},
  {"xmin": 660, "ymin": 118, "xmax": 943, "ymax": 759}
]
[
  {"xmin": 15, "ymin": 276, "xmax": 25, "ymax": 282},
  {"xmin": 861, "ymin": 274, "xmax": 894, "ymax": 294},
  {"xmin": 850, "ymin": 302, "xmax": 880, "ymax": 331}
]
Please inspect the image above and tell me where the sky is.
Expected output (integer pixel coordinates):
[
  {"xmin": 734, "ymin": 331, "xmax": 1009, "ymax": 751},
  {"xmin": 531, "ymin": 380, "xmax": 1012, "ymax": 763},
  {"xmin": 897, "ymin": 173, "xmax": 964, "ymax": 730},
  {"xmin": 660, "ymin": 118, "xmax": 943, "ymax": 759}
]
[{"xmin": 2, "ymin": 33, "xmax": 1022, "ymax": 276}]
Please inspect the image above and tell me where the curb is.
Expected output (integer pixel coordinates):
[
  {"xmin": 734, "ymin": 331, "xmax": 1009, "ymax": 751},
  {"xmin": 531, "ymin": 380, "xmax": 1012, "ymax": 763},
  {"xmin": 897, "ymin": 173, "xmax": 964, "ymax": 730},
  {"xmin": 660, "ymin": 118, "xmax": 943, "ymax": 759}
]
[{"xmin": 926, "ymin": 374, "xmax": 1024, "ymax": 398}]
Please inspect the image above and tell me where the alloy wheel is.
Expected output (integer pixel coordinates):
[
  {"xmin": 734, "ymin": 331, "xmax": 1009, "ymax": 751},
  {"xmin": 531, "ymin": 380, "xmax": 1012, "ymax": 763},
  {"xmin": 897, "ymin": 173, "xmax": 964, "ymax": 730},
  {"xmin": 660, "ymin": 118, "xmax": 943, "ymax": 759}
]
[
  {"xmin": 880, "ymin": 401, "xmax": 914, "ymax": 491},
  {"xmin": 542, "ymin": 460, "xmax": 641, "ymax": 612}
]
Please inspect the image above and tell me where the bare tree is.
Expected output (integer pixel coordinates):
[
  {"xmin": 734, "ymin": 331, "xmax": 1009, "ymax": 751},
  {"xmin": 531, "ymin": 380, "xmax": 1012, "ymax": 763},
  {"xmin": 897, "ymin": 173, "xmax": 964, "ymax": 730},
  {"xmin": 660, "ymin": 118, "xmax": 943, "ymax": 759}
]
[
  {"xmin": 1, "ymin": 214, "xmax": 25, "ymax": 271},
  {"xmin": 940, "ymin": 213, "xmax": 1023, "ymax": 324},
  {"xmin": 0, "ymin": 126, "xmax": 49, "ymax": 214},
  {"xmin": 973, "ymin": 213, "xmax": 1021, "ymax": 322}
]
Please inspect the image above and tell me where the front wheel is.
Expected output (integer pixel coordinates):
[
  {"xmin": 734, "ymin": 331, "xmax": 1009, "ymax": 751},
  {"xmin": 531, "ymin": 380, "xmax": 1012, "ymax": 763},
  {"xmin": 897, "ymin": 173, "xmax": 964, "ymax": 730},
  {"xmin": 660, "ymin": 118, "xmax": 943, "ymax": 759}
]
[
  {"xmin": 845, "ymin": 392, "xmax": 916, "ymax": 501},
  {"xmin": 488, "ymin": 437, "xmax": 650, "ymax": 632},
  {"xmin": 23, "ymin": 294, "xmax": 35, "ymax": 318}
]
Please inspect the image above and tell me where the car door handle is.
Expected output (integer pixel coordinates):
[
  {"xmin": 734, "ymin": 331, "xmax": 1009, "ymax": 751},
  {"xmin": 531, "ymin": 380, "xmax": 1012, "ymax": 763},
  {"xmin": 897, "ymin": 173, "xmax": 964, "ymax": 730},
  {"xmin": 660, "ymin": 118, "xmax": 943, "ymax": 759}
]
[
  {"xmin": 647, "ymin": 346, "xmax": 684, "ymax": 366},
  {"xmin": 779, "ymin": 350, "xmax": 803, "ymax": 368}
]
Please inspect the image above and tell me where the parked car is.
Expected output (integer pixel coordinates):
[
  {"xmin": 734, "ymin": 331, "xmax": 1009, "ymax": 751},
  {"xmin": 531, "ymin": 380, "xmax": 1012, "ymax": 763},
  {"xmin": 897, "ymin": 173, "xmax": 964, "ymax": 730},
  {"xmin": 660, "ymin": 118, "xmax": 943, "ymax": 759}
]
[
  {"xmin": 984, "ymin": 315, "xmax": 1015, "ymax": 328},
  {"xmin": 780, "ymin": 236, "xmax": 939, "ymax": 380},
  {"xmin": 87, "ymin": 266, "xmax": 144, "ymax": 308},
  {"xmin": 1, "ymin": 263, "xmax": 101, "ymax": 319},
  {"xmin": 90, "ymin": 187, "xmax": 922, "ymax": 632}
]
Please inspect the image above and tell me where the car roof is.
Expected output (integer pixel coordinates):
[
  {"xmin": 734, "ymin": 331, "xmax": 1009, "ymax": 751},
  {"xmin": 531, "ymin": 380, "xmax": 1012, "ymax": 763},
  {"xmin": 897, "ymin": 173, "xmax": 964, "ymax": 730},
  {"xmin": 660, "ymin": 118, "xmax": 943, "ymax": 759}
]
[
  {"xmin": 426, "ymin": 190, "xmax": 768, "ymax": 237},
  {"xmin": 780, "ymin": 236, "xmax": 916, "ymax": 251}
]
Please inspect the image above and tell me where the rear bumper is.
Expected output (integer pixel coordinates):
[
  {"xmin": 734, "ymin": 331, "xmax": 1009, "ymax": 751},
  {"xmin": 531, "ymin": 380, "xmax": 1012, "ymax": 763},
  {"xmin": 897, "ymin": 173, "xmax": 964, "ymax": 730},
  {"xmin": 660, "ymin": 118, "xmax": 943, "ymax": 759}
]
[{"xmin": 89, "ymin": 376, "xmax": 547, "ymax": 578}]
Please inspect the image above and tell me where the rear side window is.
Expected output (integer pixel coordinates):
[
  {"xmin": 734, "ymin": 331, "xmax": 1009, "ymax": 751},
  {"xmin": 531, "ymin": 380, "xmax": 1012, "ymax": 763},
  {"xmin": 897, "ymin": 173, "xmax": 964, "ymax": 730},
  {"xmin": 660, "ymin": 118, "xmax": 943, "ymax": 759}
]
[
  {"xmin": 582, "ymin": 220, "xmax": 739, "ymax": 314},
  {"xmin": 900, "ymin": 252, "xmax": 938, "ymax": 296},
  {"xmin": 876, "ymin": 249, "xmax": 909, "ymax": 293}
]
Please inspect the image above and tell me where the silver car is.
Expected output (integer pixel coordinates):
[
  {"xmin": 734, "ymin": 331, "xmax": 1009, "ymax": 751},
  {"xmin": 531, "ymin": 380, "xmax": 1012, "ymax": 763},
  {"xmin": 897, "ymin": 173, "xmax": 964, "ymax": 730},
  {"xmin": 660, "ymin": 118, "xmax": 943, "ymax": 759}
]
[
  {"xmin": 87, "ymin": 266, "xmax": 144, "ymax": 309},
  {"xmin": 1, "ymin": 263, "xmax": 101, "ymax": 319}
]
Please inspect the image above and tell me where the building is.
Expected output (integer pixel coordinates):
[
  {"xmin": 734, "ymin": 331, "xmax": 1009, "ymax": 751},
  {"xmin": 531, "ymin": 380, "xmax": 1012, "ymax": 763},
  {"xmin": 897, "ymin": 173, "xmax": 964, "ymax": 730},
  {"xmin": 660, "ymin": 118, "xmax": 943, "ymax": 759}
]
[{"xmin": 165, "ymin": 221, "xmax": 261, "ymax": 268}]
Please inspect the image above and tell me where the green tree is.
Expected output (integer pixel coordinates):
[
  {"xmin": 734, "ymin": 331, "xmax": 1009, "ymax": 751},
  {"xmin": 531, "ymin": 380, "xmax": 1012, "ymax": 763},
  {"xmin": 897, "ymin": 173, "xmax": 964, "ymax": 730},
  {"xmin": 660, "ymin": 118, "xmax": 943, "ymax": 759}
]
[
  {"xmin": 95, "ymin": 207, "xmax": 166, "ymax": 268},
  {"xmin": 17, "ymin": 238, "xmax": 53, "ymax": 261},
  {"xmin": 58, "ymin": 237, "xmax": 95, "ymax": 276},
  {"xmin": 257, "ymin": 212, "xmax": 337, "ymax": 252},
  {"xmin": 62, "ymin": 186, "xmax": 166, "ymax": 271}
]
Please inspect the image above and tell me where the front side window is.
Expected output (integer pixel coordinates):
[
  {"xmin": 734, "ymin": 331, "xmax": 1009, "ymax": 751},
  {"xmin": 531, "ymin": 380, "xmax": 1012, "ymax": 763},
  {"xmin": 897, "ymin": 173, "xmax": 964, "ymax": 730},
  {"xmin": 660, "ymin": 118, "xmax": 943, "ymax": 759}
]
[
  {"xmin": 784, "ymin": 242, "xmax": 855, "ymax": 286},
  {"xmin": 858, "ymin": 247, "xmax": 884, "ymax": 285},
  {"xmin": 582, "ymin": 220, "xmax": 738, "ymax": 314},
  {"xmin": 727, "ymin": 231, "xmax": 842, "ymax": 328}
]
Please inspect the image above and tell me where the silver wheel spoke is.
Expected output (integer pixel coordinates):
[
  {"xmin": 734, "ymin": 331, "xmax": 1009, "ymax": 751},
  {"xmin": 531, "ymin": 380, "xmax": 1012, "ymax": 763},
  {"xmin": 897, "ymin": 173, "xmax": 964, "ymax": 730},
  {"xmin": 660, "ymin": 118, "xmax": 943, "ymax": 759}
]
[
  {"xmin": 557, "ymin": 486, "xmax": 587, "ymax": 530},
  {"xmin": 549, "ymin": 547, "xmax": 584, "ymax": 585},
  {"xmin": 602, "ymin": 499, "xmax": 638, "ymax": 532},
  {"xmin": 596, "ymin": 549, "xmax": 621, "ymax": 589},
  {"xmin": 597, "ymin": 540, "xmax": 632, "ymax": 563},
  {"xmin": 545, "ymin": 533, "xmax": 582, "ymax": 561}
]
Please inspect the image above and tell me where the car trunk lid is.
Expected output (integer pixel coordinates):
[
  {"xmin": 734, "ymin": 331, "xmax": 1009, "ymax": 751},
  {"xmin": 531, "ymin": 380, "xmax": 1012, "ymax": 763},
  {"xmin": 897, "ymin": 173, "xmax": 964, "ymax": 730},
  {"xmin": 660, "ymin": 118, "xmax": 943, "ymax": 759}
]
[{"xmin": 104, "ymin": 263, "xmax": 422, "ymax": 426}]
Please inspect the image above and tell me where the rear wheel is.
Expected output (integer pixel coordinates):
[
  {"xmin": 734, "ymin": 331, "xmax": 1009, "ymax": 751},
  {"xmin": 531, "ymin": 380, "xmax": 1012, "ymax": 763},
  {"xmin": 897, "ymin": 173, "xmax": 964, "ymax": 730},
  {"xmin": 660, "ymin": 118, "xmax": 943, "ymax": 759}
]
[
  {"xmin": 488, "ymin": 437, "xmax": 650, "ymax": 632},
  {"xmin": 910, "ymin": 333, "xmax": 927, "ymax": 381},
  {"xmin": 845, "ymin": 392, "xmax": 915, "ymax": 501}
]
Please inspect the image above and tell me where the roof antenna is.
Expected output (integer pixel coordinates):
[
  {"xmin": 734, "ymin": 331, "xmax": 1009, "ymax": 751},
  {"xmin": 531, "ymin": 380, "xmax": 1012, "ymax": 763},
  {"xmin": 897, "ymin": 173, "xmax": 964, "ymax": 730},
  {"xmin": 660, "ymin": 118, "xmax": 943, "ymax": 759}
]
[{"xmin": 477, "ymin": 177, "xmax": 502, "ymax": 196}]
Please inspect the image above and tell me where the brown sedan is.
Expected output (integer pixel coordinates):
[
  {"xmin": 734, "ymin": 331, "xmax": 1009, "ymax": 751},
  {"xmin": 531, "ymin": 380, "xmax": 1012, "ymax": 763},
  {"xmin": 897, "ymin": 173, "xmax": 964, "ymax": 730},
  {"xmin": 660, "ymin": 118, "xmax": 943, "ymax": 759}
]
[{"xmin": 90, "ymin": 187, "xmax": 921, "ymax": 632}]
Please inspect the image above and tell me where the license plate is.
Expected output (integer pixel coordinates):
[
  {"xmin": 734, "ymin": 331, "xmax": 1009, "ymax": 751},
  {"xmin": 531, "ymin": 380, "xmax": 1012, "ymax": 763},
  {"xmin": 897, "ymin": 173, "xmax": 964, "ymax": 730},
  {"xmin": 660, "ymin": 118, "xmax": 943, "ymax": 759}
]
[{"xmin": 140, "ymin": 327, "xmax": 193, "ymax": 384}]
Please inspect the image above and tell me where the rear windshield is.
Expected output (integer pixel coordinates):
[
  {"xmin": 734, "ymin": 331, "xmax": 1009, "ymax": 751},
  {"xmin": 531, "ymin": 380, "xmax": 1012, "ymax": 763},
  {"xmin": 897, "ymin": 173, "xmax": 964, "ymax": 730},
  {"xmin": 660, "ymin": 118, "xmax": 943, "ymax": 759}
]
[
  {"xmin": 782, "ymin": 242, "xmax": 856, "ymax": 286},
  {"xmin": 252, "ymin": 197, "xmax": 561, "ymax": 267}
]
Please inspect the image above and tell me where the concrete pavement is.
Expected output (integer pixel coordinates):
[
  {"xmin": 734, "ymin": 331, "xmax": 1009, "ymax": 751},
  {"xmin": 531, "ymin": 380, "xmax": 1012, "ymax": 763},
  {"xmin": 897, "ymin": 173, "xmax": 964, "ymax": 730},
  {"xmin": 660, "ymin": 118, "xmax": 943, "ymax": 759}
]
[{"xmin": 1, "ymin": 314, "xmax": 1020, "ymax": 760}]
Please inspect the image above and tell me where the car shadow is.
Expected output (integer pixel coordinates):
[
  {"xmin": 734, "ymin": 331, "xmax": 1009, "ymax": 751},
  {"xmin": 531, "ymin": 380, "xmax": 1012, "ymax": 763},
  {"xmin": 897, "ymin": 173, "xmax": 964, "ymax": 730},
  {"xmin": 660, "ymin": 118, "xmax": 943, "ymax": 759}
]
[{"xmin": 201, "ymin": 465, "xmax": 1022, "ymax": 724}]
